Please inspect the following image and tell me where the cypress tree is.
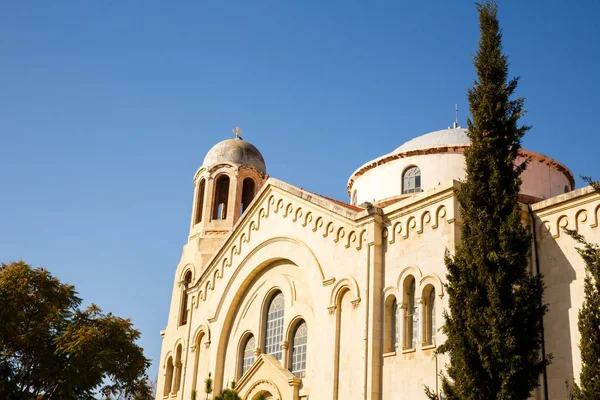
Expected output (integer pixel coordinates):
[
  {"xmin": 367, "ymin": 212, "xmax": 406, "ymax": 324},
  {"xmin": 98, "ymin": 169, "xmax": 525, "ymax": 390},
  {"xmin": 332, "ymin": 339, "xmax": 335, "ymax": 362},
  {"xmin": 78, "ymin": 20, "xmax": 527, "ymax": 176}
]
[
  {"xmin": 431, "ymin": 2, "xmax": 549, "ymax": 399},
  {"xmin": 567, "ymin": 177, "xmax": 600, "ymax": 400}
]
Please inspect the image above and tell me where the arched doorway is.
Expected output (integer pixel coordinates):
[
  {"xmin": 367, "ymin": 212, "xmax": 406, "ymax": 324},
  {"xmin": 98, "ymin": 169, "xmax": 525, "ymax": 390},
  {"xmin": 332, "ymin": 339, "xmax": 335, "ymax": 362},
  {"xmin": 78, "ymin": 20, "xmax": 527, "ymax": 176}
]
[{"xmin": 252, "ymin": 391, "xmax": 274, "ymax": 400}]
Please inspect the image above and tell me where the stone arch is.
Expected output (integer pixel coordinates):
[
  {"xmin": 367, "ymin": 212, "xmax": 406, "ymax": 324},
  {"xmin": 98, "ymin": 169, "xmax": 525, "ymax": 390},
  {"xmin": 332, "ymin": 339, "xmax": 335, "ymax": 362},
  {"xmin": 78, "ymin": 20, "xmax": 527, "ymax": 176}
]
[
  {"xmin": 236, "ymin": 329, "xmax": 257, "ymax": 379},
  {"xmin": 419, "ymin": 274, "xmax": 444, "ymax": 299},
  {"xmin": 397, "ymin": 265, "xmax": 423, "ymax": 299},
  {"xmin": 328, "ymin": 276, "xmax": 361, "ymax": 312},
  {"xmin": 211, "ymin": 237, "xmax": 322, "ymax": 393},
  {"xmin": 191, "ymin": 324, "xmax": 211, "ymax": 392},
  {"xmin": 382, "ymin": 286, "xmax": 400, "ymax": 353},
  {"xmin": 244, "ymin": 379, "xmax": 282, "ymax": 400},
  {"xmin": 192, "ymin": 323, "xmax": 211, "ymax": 346},
  {"xmin": 180, "ymin": 263, "xmax": 196, "ymax": 282}
]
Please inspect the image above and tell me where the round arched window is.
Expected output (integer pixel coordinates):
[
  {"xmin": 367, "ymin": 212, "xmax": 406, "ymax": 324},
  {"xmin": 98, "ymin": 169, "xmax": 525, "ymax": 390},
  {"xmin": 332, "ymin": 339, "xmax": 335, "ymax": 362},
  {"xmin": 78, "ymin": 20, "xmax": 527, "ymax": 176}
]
[{"xmin": 402, "ymin": 166, "xmax": 421, "ymax": 194}]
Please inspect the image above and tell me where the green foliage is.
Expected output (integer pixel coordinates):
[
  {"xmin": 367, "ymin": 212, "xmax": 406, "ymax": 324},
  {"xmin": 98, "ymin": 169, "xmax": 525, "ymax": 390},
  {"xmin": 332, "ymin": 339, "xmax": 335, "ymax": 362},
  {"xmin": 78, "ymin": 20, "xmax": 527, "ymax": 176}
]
[
  {"xmin": 213, "ymin": 388, "xmax": 241, "ymax": 400},
  {"xmin": 0, "ymin": 261, "xmax": 151, "ymax": 399},
  {"xmin": 191, "ymin": 389, "xmax": 197, "ymax": 400},
  {"xmin": 204, "ymin": 375, "xmax": 214, "ymax": 398},
  {"xmin": 565, "ymin": 177, "xmax": 600, "ymax": 399},
  {"xmin": 428, "ymin": 2, "xmax": 549, "ymax": 399}
]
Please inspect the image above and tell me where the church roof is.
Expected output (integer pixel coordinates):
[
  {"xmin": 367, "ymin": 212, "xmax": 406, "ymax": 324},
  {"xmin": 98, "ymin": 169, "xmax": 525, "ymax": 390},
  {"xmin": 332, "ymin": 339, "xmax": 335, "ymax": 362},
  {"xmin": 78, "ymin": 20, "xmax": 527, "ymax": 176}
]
[
  {"xmin": 203, "ymin": 137, "xmax": 267, "ymax": 174},
  {"xmin": 392, "ymin": 127, "xmax": 469, "ymax": 154}
]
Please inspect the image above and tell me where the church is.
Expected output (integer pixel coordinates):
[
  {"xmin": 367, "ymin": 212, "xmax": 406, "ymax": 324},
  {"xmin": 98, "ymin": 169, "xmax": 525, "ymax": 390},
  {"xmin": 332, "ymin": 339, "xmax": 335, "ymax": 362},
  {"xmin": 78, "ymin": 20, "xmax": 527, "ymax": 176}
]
[{"xmin": 156, "ymin": 124, "xmax": 599, "ymax": 400}]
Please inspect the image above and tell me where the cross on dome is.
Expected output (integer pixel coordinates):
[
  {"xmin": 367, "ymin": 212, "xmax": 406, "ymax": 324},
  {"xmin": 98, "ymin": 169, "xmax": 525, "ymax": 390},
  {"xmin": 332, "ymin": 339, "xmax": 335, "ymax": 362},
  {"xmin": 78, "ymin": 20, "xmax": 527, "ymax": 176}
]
[{"xmin": 233, "ymin": 126, "xmax": 243, "ymax": 138}]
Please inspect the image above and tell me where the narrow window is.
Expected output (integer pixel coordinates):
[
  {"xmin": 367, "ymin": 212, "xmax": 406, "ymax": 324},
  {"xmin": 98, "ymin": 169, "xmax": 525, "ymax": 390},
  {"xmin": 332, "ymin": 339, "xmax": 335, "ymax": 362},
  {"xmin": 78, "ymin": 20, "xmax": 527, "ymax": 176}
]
[
  {"xmin": 174, "ymin": 345, "xmax": 183, "ymax": 393},
  {"xmin": 290, "ymin": 321, "xmax": 308, "ymax": 378},
  {"xmin": 240, "ymin": 178, "xmax": 256, "ymax": 215},
  {"xmin": 241, "ymin": 335, "xmax": 256, "ymax": 377},
  {"xmin": 406, "ymin": 278, "xmax": 419, "ymax": 348},
  {"xmin": 392, "ymin": 298, "xmax": 398, "ymax": 349},
  {"xmin": 351, "ymin": 190, "xmax": 357, "ymax": 206},
  {"xmin": 264, "ymin": 292, "xmax": 285, "ymax": 361},
  {"xmin": 428, "ymin": 288, "xmax": 436, "ymax": 345},
  {"xmin": 195, "ymin": 179, "xmax": 206, "ymax": 224},
  {"xmin": 402, "ymin": 166, "xmax": 421, "ymax": 194},
  {"xmin": 564, "ymin": 185, "xmax": 570, "ymax": 193},
  {"xmin": 164, "ymin": 356, "xmax": 174, "ymax": 396},
  {"xmin": 212, "ymin": 175, "xmax": 230, "ymax": 220},
  {"xmin": 179, "ymin": 271, "xmax": 192, "ymax": 326}
]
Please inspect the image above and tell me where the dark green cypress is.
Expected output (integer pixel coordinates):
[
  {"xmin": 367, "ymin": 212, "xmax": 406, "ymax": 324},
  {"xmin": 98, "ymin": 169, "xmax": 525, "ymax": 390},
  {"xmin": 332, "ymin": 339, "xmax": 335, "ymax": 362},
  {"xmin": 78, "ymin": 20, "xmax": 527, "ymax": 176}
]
[
  {"xmin": 567, "ymin": 177, "xmax": 600, "ymax": 400},
  {"xmin": 431, "ymin": 2, "xmax": 549, "ymax": 399}
]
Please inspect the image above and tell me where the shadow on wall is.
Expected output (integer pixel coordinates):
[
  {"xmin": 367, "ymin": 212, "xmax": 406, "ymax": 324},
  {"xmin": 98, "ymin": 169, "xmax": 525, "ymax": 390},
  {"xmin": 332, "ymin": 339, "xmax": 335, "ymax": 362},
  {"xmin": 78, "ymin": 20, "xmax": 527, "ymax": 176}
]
[{"xmin": 534, "ymin": 214, "xmax": 578, "ymax": 400}]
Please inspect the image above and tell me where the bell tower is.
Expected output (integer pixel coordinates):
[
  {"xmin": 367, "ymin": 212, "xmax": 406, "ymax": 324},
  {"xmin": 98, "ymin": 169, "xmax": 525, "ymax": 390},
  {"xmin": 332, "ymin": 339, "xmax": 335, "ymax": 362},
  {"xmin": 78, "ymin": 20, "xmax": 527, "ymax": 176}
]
[{"xmin": 188, "ymin": 128, "xmax": 267, "ymax": 269}]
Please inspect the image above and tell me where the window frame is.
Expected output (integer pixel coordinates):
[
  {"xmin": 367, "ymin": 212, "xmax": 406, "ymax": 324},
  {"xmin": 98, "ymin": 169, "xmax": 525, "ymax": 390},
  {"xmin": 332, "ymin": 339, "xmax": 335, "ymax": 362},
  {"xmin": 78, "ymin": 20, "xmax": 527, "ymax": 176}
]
[
  {"xmin": 239, "ymin": 333, "xmax": 256, "ymax": 378},
  {"xmin": 402, "ymin": 165, "xmax": 422, "ymax": 194},
  {"xmin": 263, "ymin": 291, "xmax": 285, "ymax": 361},
  {"xmin": 289, "ymin": 320, "xmax": 308, "ymax": 378}
]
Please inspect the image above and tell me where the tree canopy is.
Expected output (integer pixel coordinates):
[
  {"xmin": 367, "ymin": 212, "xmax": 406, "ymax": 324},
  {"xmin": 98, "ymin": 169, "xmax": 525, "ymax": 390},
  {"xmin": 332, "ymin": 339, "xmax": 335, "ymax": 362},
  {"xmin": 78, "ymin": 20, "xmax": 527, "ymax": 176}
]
[
  {"xmin": 429, "ymin": 2, "xmax": 549, "ymax": 399},
  {"xmin": 0, "ymin": 261, "xmax": 151, "ymax": 400}
]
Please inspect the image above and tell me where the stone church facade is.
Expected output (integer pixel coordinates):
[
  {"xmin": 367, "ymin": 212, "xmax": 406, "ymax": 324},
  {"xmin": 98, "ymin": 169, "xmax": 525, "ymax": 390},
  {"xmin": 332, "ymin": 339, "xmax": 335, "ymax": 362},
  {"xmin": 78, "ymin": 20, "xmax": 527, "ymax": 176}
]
[{"xmin": 156, "ymin": 126, "xmax": 599, "ymax": 400}]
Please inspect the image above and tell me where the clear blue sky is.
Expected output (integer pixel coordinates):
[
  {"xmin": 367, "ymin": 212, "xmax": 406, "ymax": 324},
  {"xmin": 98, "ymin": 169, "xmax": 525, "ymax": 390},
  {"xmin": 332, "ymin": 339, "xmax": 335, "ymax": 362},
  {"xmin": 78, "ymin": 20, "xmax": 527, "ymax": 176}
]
[{"xmin": 2, "ymin": 1, "xmax": 599, "ymax": 382}]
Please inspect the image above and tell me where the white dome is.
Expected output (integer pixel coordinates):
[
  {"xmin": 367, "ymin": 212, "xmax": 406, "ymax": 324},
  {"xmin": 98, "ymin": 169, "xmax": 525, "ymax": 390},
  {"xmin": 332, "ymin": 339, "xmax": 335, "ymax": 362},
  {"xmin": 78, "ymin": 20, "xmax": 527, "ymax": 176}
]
[
  {"xmin": 393, "ymin": 127, "xmax": 469, "ymax": 154},
  {"xmin": 203, "ymin": 137, "xmax": 266, "ymax": 174},
  {"xmin": 348, "ymin": 126, "xmax": 574, "ymax": 206}
]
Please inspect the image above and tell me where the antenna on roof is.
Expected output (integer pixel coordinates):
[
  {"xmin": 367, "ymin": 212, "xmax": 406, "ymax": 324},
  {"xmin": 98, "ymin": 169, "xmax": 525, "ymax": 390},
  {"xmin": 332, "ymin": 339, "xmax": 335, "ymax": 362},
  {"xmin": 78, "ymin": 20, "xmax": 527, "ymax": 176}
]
[{"xmin": 453, "ymin": 104, "xmax": 459, "ymax": 129}]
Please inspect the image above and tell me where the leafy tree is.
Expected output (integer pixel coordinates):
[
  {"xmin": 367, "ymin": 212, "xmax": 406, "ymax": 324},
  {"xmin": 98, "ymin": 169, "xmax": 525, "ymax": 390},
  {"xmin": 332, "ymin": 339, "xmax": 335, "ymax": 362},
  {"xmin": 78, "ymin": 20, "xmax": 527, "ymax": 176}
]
[
  {"xmin": 204, "ymin": 374, "xmax": 213, "ymax": 400},
  {"xmin": 565, "ymin": 177, "xmax": 600, "ymax": 399},
  {"xmin": 213, "ymin": 382, "xmax": 241, "ymax": 400},
  {"xmin": 0, "ymin": 261, "xmax": 151, "ymax": 399},
  {"xmin": 427, "ymin": 2, "xmax": 549, "ymax": 399}
]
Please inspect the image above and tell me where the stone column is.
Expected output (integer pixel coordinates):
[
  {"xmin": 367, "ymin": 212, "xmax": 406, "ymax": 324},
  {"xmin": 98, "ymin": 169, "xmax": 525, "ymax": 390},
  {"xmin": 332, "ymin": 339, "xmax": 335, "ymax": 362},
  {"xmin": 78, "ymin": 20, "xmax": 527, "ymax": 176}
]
[
  {"xmin": 418, "ymin": 298, "xmax": 426, "ymax": 346},
  {"xmin": 281, "ymin": 340, "xmax": 289, "ymax": 369},
  {"xmin": 172, "ymin": 360, "xmax": 182, "ymax": 394},
  {"xmin": 189, "ymin": 180, "xmax": 199, "ymax": 233},
  {"xmin": 365, "ymin": 213, "xmax": 384, "ymax": 399},
  {"xmin": 399, "ymin": 303, "xmax": 407, "ymax": 349}
]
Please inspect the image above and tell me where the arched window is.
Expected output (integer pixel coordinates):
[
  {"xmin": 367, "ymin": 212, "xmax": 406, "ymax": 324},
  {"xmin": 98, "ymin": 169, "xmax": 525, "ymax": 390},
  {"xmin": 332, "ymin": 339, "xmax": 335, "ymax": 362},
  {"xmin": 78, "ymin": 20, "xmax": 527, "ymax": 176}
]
[
  {"xmin": 240, "ymin": 178, "xmax": 256, "ymax": 215},
  {"xmin": 179, "ymin": 271, "xmax": 192, "ymax": 326},
  {"xmin": 212, "ymin": 175, "xmax": 230, "ymax": 220},
  {"xmin": 173, "ymin": 345, "xmax": 183, "ymax": 393},
  {"xmin": 290, "ymin": 321, "xmax": 308, "ymax": 378},
  {"xmin": 240, "ymin": 335, "xmax": 256, "ymax": 377},
  {"xmin": 406, "ymin": 278, "xmax": 419, "ymax": 348},
  {"xmin": 163, "ymin": 356, "xmax": 174, "ymax": 396},
  {"xmin": 392, "ymin": 299, "xmax": 399, "ymax": 349},
  {"xmin": 564, "ymin": 185, "xmax": 570, "ymax": 193},
  {"xmin": 351, "ymin": 190, "xmax": 357, "ymax": 206},
  {"xmin": 402, "ymin": 166, "xmax": 421, "ymax": 194},
  {"xmin": 264, "ymin": 292, "xmax": 284, "ymax": 361},
  {"xmin": 194, "ymin": 179, "xmax": 206, "ymax": 224},
  {"xmin": 427, "ymin": 288, "xmax": 436, "ymax": 345}
]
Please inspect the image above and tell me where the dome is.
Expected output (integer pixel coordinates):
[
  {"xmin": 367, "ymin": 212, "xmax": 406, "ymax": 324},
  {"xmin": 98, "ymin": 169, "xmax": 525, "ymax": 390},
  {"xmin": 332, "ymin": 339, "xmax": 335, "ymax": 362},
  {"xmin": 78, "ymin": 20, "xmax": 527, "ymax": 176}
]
[
  {"xmin": 392, "ymin": 127, "xmax": 469, "ymax": 154},
  {"xmin": 203, "ymin": 137, "xmax": 266, "ymax": 174}
]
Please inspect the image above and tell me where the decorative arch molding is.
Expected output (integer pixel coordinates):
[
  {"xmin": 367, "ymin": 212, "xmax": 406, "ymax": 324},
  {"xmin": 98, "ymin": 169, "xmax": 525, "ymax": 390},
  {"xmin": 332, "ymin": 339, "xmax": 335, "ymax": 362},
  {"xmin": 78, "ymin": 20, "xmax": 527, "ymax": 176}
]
[
  {"xmin": 211, "ymin": 238, "xmax": 321, "ymax": 393},
  {"xmin": 397, "ymin": 265, "xmax": 423, "ymax": 293},
  {"xmin": 208, "ymin": 236, "xmax": 325, "ymax": 318},
  {"xmin": 328, "ymin": 276, "xmax": 361, "ymax": 314},
  {"xmin": 179, "ymin": 263, "xmax": 196, "ymax": 284},
  {"xmin": 419, "ymin": 274, "xmax": 444, "ymax": 299},
  {"xmin": 382, "ymin": 285, "xmax": 400, "ymax": 303},
  {"xmin": 172, "ymin": 338, "xmax": 186, "ymax": 354},
  {"xmin": 162, "ymin": 351, "xmax": 174, "ymax": 370},
  {"xmin": 243, "ymin": 379, "xmax": 283, "ymax": 400},
  {"xmin": 592, "ymin": 204, "xmax": 600, "ymax": 228},
  {"xmin": 191, "ymin": 323, "xmax": 212, "ymax": 351},
  {"xmin": 285, "ymin": 314, "xmax": 307, "ymax": 344}
]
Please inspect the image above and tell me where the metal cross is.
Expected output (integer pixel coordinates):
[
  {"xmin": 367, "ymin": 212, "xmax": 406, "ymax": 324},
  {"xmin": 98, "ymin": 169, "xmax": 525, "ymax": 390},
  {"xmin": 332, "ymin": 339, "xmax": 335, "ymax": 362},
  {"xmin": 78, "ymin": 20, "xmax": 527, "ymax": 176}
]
[{"xmin": 233, "ymin": 126, "xmax": 243, "ymax": 138}]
